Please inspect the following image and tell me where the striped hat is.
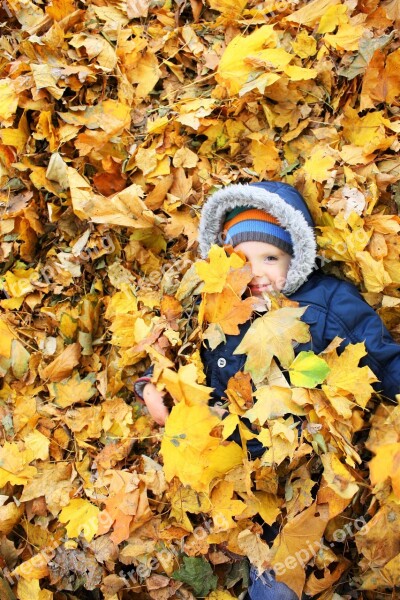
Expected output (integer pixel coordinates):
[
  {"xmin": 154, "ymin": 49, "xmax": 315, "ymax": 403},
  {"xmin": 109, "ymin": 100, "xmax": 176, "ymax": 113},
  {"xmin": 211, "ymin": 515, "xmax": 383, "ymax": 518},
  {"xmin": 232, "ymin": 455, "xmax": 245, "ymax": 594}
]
[{"xmin": 223, "ymin": 207, "xmax": 293, "ymax": 255}]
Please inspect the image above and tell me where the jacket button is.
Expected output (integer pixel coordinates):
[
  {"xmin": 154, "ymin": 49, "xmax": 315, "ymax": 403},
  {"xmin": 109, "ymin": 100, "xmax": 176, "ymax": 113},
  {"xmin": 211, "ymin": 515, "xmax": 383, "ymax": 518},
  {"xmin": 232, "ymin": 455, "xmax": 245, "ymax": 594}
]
[{"xmin": 217, "ymin": 358, "xmax": 226, "ymax": 368}]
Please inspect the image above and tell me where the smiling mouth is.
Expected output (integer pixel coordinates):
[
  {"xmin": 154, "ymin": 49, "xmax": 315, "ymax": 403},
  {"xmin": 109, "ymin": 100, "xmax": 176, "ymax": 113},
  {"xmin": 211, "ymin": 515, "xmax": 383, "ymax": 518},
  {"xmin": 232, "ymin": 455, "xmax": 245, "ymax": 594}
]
[{"xmin": 249, "ymin": 285, "xmax": 271, "ymax": 293}]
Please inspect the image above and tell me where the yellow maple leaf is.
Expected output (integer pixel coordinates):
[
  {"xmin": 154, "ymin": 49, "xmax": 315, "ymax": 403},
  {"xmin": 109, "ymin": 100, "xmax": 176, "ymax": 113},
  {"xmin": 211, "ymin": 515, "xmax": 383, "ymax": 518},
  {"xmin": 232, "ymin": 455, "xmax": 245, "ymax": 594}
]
[
  {"xmin": 317, "ymin": 3, "xmax": 349, "ymax": 33},
  {"xmin": 134, "ymin": 51, "xmax": 161, "ymax": 99},
  {"xmin": 360, "ymin": 552, "xmax": 400, "ymax": 590},
  {"xmin": 249, "ymin": 137, "xmax": 281, "ymax": 176},
  {"xmin": 1, "ymin": 113, "xmax": 29, "ymax": 153},
  {"xmin": 285, "ymin": 0, "xmax": 341, "ymax": 26},
  {"xmin": 58, "ymin": 312, "xmax": 78, "ymax": 342},
  {"xmin": 40, "ymin": 342, "xmax": 81, "ymax": 382},
  {"xmin": 246, "ymin": 386, "xmax": 305, "ymax": 423},
  {"xmin": 321, "ymin": 452, "xmax": 359, "ymax": 499},
  {"xmin": 302, "ymin": 148, "xmax": 337, "ymax": 183},
  {"xmin": 291, "ymin": 31, "xmax": 317, "ymax": 58},
  {"xmin": 317, "ymin": 214, "xmax": 371, "ymax": 264},
  {"xmin": 238, "ymin": 491, "xmax": 282, "ymax": 526},
  {"xmin": 161, "ymin": 402, "xmax": 243, "ymax": 492},
  {"xmin": 0, "ymin": 317, "xmax": 17, "ymax": 359},
  {"xmin": 355, "ymin": 251, "xmax": 392, "ymax": 293},
  {"xmin": 288, "ymin": 351, "xmax": 331, "ymax": 388},
  {"xmin": 199, "ymin": 286, "xmax": 256, "ymax": 336},
  {"xmin": 210, "ymin": 480, "xmax": 247, "ymax": 531},
  {"xmin": 323, "ymin": 342, "xmax": 378, "ymax": 408},
  {"xmin": 0, "ymin": 502, "xmax": 24, "ymax": 535},
  {"xmin": 0, "ymin": 442, "xmax": 36, "ymax": 487},
  {"xmin": 0, "ymin": 78, "xmax": 19, "ymax": 125},
  {"xmin": 270, "ymin": 503, "xmax": 330, "ymax": 597},
  {"xmin": 170, "ymin": 484, "xmax": 212, "ymax": 531},
  {"xmin": 46, "ymin": 0, "xmax": 76, "ymax": 20},
  {"xmin": 12, "ymin": 554, "xmax": 50, "ymax": 582},
  {"xmin": 324, "ymin": 23, "xmax": 365, "ymax": 52},
  {"xmin": 342, "ymin": 109, "xmax": 395, "ymax": 155},
  {"xmin": 216, "ymin": 25, "xmax": 279, "ymax": 95},
  {"xmin": 206, "ymin": 592, "xmax": 236, "ymax": 600},
  {"xmin": 48, "ymin": 372, "xmax": 97, "ymax": 408},
  {"xmin": 3, "ymin": 268, "xmax": 38, "ymax": 297},
  {"xmin": 369, "ymin": 443, "xmax": 400, "ymax": 497},
  {"xmin": 23, "ymin": 431, "xmax": 50, "ymax": 461},
  {"xmin": 283, "ymin": 65, "xmax": 318, "ymax": 81},
  {"xmin": 237, "ymin": 528, "xmax": 271, "ymax": 573},
  {"xmin": 58, "ymin": 498, "xmax": 99, "ymax": 541},
  {"xmin": 208, "ymin": 0, "xmax": 247, "ymax": 17},
  {"xmin": 261, "ymin": 417, "xmax": 299, "ymax": 466},
  {"xmin": 68, "ymin": 167, "xmax": 155, "ymax": 228},
  {"xmin": 195, "ymin": 245, "xmax": 244, "ymax": 293},
  {"xmin": 234, "ymin": 307, "xmax": 310, "ymax": 383},
  {"xmin": 159, "ymin": 363, "xmax": 213, "ymax": 406},
  {"xmin": 17, "ymin": 579, "xmax": 52, "ymax": 600}
]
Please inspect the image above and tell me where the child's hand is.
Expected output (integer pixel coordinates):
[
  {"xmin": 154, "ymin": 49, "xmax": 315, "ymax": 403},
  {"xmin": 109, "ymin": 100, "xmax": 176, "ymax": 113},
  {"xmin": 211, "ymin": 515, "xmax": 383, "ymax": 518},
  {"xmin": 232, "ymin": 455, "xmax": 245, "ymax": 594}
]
[{"xmin": 143, "ymin": 383, "xmax": 169, "ymax": 426}]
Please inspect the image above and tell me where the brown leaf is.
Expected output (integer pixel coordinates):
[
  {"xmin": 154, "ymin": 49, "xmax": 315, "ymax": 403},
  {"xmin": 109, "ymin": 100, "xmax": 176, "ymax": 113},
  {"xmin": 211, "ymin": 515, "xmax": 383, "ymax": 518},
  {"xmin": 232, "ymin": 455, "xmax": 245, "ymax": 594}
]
[{"xmin": 40, "ymin": 343, "xmax": 81, "ymax": 382}]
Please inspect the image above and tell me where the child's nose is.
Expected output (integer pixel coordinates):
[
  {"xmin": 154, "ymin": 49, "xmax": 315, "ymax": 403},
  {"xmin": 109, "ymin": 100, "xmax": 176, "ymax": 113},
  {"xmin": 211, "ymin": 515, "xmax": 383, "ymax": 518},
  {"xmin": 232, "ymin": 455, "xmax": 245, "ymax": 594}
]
[{"xmin": 250, "ymin": 261, "xmax": 265, "ymax": 278}]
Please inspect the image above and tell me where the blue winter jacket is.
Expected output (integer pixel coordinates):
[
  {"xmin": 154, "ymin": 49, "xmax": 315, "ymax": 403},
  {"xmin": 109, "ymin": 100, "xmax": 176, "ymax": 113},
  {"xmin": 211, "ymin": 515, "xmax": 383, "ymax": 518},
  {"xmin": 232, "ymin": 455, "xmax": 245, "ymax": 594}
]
[
  {"xmin": 201, "ymin": 271, "xmax": 400, "ymax": 404},
  {"xmin": 198, "ymin": 181, "xmax": 400, "ymax": 458}
]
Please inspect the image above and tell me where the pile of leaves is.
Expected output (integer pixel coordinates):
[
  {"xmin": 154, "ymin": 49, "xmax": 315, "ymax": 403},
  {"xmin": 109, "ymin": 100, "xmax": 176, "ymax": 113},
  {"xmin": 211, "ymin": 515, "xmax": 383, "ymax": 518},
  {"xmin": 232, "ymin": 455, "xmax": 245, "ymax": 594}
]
[{"xmin": 0, "ymin": 0, "xmax": 400, "ymax": 598}]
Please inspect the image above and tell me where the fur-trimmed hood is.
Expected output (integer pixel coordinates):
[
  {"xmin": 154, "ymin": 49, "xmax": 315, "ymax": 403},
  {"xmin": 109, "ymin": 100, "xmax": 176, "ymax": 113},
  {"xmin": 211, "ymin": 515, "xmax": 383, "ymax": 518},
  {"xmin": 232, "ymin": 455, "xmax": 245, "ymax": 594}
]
[{"xmin": 198, "ymin": 181, "xmax": 317, "ymax": 295}]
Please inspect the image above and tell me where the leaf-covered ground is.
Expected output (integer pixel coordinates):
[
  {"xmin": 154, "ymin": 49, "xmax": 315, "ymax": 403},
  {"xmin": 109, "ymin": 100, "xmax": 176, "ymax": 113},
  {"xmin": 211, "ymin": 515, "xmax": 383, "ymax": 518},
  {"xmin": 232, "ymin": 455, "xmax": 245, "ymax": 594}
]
[{"xmin": 1, "ymin": 0, "xmax": 400, "ymax": 599}]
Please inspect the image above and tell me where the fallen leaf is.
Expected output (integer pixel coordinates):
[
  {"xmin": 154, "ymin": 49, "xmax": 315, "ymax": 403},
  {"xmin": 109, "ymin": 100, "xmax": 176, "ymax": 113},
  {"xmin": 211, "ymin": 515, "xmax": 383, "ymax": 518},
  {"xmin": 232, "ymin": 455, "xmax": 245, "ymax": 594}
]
[{"xmin": 234, "ymin": 307, "xmax": 310, "ymax": 383}]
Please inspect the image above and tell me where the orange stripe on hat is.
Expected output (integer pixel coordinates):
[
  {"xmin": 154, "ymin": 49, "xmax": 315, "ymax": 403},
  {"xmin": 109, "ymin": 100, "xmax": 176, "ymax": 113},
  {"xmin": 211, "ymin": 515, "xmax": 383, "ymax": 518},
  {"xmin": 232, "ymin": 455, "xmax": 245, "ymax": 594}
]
[{"xmin": 224, "ymin": 209, "xmax": 280, "ymax": 231}]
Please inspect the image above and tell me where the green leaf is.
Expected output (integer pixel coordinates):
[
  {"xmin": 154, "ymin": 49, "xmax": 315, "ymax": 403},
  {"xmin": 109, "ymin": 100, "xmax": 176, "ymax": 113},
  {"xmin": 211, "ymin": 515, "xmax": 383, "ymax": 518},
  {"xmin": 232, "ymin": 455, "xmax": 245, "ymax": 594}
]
[
  {"xmin": 172, "ymin": 557, "xmax": 217, "ymax": 597},
  {"xmin": 288, "ymin": 351, "xmax": 330, "ymax": 388},
  {"xmin": 225, "ymin": 558, "xmax": 250, "ymax": 589}
]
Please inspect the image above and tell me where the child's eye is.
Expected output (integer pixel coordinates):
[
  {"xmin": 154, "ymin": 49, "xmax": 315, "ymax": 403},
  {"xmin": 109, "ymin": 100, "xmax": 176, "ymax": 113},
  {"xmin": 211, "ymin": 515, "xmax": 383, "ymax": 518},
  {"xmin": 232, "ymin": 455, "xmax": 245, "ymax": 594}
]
[{"xmin": 264, "ymin": 256, "xmax": 278, "ymax": 262}]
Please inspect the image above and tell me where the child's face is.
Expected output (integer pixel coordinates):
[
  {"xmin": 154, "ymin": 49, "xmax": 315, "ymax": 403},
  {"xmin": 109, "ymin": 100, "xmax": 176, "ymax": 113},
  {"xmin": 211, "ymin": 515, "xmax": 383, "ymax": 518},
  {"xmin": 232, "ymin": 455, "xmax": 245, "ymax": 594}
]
[{"xmin": 234, "ymin": 241, "xmax": 292, "ymax": 297}]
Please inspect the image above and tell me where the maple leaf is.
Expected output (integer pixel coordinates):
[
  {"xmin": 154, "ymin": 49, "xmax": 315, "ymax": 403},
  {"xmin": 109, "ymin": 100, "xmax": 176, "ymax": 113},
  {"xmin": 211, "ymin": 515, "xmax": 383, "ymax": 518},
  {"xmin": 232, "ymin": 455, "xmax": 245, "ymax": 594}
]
[
  {"xmin": 12, "ymin": 553, "xmax": 51, "ymax": 581},
  {"xmin": 172, "ymin": 557, "xmax": 217, "ymax": 597},
  {"xmin": 269, "ymin": 503, "xmax": 330, "ymax": 597},
  {"xmin": 246, "ymin": 386, "xmax": 305, "ymax": 423},
  {"xmin": 169, "ymin": 484, "xmax": 212, "ymax": 531},
  {"xmin": 17, "ymin": 579, "xmax": 53, "ymax": 600},
  {"xmin": 225, "ymin": 371, "xmax": 253, "ymax": 415},
  {"xmin": 216, "ymin": 25, "xmax": 279, "ymax": 95},
  {"xmin": 195, "ymin": 245, "xmax": 244, "ymax": 293},
  {"xmin": 210, "ymin": 480, "xmax": 247, "ymax": 531},
  {"xmin": 159, "ymin": 363, "xmax": 213, "ymax": 406},
  {"xmin": 58, "ymin": 498, "xmax": 99, "ymax": 542},
  {"xmin": 237, "ymin": 529, "xmax": 271, "ymax": 573},
  {"xmin": 47, "ymin": 372, "xmax": 97, "ymax": 408},
  {"xmin": 321, "ymin": 452, "xmax": 359, "ymax": 499},
  {"xmin": 369, "ymin": 443, "xmax": 400, "ymax": 497},
  {"xmin": 0, "ymin": 501, "xmax": 24, "ymax": 535},
  {"xmin": 0, "ymin": 442, "xmax": 36, "ymax": 487},
  {"xmin": 260, "ymin": 417, "xmax": 299, "ymax": 466},
  {"xmin": 20, "ymin": 462, "xmax": 76, "ymax": 515},
  {"xmin": 285, "ymin": 0, "xmax": 341, "ymax": 25},
  {"xmin": 40, "ymin": 343, "xmax": 81, "ymax": 382},
  {"xmin": 98, "ymin": 484, "xmax": 153, "ymax": 544},
  {"xmin": 161, "ymin": 402, "xmax": 243, "ymax": 492},
  {"xmin": 199, "ymin": 287, "xmax": 256, "ymax": 335},
  {"xmin": 234, "ymin": 307, "xmax": 310, "ymax": 383},
  {"xmin": 323, "ymin": 342, "xmax": 378, "ymax": 409}
]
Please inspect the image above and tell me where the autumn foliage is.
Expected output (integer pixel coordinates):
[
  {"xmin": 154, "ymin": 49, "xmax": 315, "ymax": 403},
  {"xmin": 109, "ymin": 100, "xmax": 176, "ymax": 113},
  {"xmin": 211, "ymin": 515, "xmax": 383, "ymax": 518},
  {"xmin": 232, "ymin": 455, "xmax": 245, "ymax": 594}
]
[{"xmin": 1, "ymin": 0, "xmax": 400, "ymax": 599}]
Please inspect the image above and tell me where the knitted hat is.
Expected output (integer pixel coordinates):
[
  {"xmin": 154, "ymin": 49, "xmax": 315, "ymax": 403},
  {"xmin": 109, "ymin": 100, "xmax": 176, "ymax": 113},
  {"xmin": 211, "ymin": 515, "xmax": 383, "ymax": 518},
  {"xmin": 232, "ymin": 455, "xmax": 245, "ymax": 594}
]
[{"xmin": 223, "ymin": 207, "xmax": 293, "ymax": 255}]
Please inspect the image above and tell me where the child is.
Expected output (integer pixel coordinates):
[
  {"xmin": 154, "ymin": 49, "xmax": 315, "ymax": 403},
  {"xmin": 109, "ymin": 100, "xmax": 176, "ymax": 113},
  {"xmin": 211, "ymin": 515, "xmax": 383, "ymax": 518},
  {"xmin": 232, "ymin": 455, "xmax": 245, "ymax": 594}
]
[{"xmin": 135, "ymin": 180, "xmax": 400, "ymax": 599}]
